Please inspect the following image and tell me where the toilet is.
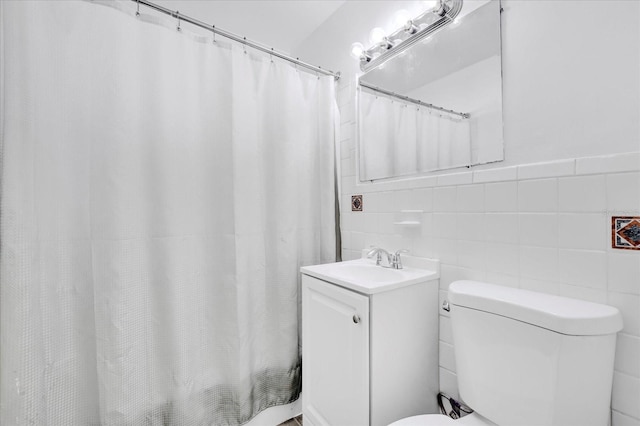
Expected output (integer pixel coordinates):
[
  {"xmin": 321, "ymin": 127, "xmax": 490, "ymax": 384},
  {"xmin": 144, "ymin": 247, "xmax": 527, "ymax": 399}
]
[{"xmin": 391, "ymin": 280, "xmax": 623, "ymax": 426}]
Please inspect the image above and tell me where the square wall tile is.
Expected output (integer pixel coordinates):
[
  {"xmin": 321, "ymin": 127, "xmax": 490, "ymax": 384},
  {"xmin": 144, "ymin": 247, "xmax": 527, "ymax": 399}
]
[
  {"xmin": 457, "ymin": 241, "xmax": 486, "ymax": 270},
  {"xmin": 457, "ymin": 185, "xmax": 485, "ymax": 212},
  {"xmin": 456, "ymin": 213, "xmax": 486, "ymax": 241},
  {"xmin": 558, "ymin": 213, "xmax": 607, "ymax": 250},
  {"xmin": 485, "ymin": 213, "xmax": 519, "ymax": 244},
  {"xmin": 433, "ymin": 214, "xmax": 457, "ymax": 239},
  {"xmin": 519, "ymin": 246, "xmax": 559, "ymax": 282},
  {"xmin": 432, "ymin": 238, "xmax": 458, "ymax": 265},
  {"xmin": 558, "ymin": 249, "xmax": 607, "ymax": 289},
  {"xmin": 412, "ymin": 188, "xmax": 433, "ymax": 212},
  {"xmin": 518, "ymin": 179, "xmax": 558, "ymax": 212},
  {"xmin": 559, "ymin": 175, "xmax": 606, "ymax": 212},
  {"xmin": 485, "ymin": 242, "xmax": 520, "ymax": 276},
  {"xmin": 485, "ymin": 181, "xmax": 518, "ymax": 212},
  {"xmin": 392, "ymin": 190, "xmax": 414, "ymax": 211},
  {"xmin": 434, "ymin": 187, "xmax": 457, "ymax": 212},
  {"xmin": 518, "ymin": 213, "xmax": 558, "ymax": 247},
  {"xmin": 608, "ymin": 252, "xmax": 640, "ymax": 295},
  {"xmin": 607, "ymin": 172, "xmax": 640, "ymax": 215}
]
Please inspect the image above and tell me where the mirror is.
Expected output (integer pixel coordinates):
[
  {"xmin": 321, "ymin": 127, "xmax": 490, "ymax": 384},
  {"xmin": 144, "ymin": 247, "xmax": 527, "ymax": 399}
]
[{"xmin": 357, "ymin": 0, "xmax": 503, "ymax": 182}]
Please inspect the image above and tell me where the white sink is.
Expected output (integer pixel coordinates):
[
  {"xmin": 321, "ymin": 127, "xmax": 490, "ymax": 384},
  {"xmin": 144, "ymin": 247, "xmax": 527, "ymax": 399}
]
[{"xmin": 300, "ymin": 257, "xmax": 438, "ymax": 294}]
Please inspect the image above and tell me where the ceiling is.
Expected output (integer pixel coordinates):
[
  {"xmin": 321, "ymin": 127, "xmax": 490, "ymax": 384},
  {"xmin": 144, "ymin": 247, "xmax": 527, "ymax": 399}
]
[{"xmin": 152, "ymin": 1, "xmax": 346, "ymax": 55}]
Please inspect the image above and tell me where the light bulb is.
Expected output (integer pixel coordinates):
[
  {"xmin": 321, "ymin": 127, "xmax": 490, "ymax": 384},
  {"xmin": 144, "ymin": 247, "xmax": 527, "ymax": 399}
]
[
  {"xmin": 350, "ymin": 42, "xmax": 364, "ymax": 60},
  {"xmin": 404, "ymin": 20, "xmax": 418, "ymax": 34},
  {"xmin": 369, "ymin": 27, "xmax": 386, "ymax": 45},
  {"xmin": 393, "ymin": 9, "xmax": 411, "ymax": 28}
]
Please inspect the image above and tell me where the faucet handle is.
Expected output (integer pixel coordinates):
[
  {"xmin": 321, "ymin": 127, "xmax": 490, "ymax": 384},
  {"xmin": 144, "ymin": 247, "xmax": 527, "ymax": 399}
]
[{"xmin": 392, "ymin": 249, "xmax": 409, "ymax": 269}]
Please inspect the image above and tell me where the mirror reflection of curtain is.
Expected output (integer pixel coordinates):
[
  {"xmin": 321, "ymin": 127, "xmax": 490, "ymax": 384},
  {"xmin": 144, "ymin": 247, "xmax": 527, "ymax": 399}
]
[
  {"xmin": 359, "ymin": 90, "xmax": 395, "ymax": 179},
  {"xmin": 394, "ymin": 104, "xmax": 418, "ymax": 176},
  {"xmin": 418, "ymin": 108, "xmax": 471, "ymax": 172},
  {"xmin": 0, "ymin": 1, "xmax": 337, "ymax": 424},
  {"xmin": 360, "ymin": 89, "xmax": 471, "ymax": 180}
]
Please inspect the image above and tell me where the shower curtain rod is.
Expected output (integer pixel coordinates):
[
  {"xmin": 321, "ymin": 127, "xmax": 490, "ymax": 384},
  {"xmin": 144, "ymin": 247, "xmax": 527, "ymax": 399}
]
[
  {"xmin": 131, "ymin": 0, "xmax": 341, "ymax": 80},
  {"xmin": 359, "ymin": 82, "xmax": 470, "ymax": 119}
]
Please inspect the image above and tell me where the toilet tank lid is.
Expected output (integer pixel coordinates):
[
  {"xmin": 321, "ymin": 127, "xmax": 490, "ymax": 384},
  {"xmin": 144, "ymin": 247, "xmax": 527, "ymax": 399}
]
[{"xmin": 448, "ymin": 281, "xmax": 623, "ymax": 336}]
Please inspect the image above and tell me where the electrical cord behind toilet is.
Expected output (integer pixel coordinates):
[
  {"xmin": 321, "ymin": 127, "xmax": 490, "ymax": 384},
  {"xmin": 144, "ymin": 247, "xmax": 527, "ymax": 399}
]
[{"xmin": 437, "ymin": 392, "xmax": 473, "ymax": 419}]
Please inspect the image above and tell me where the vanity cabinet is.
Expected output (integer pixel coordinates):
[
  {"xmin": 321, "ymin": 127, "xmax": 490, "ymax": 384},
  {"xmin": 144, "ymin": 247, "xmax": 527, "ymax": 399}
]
[{"xmin": 301, "ymin": 260, "xmax": 439, "ymax": 426}]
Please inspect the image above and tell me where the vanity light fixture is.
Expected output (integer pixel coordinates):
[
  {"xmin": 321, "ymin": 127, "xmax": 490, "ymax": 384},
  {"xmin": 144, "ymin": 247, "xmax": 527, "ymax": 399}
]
[{"xmin": 352, "ymin": 0, "xmax": 463, "ymax": 72}]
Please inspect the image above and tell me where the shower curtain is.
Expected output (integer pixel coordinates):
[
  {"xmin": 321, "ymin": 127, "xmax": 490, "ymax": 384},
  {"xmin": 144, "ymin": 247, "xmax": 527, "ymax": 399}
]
[
  {"xmin": 359, "ymin": 88, "xmax": 470, "ymax": 180},
  {"xmin": 0, "ymin": 1, "xmax": 337, "ymax": 424}
]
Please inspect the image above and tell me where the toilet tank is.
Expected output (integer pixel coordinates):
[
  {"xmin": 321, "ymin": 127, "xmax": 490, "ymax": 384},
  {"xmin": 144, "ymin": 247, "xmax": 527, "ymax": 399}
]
[{"xmin": 448, "ymin": 281, "xmax": 623, "ymax": 426}]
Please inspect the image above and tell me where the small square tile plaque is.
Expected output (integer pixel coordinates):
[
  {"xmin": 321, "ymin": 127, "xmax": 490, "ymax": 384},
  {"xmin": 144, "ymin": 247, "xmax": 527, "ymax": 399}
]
[
  {"xmin": 351, "ymin": 195, "xmax": 363, "ymax": 212},
  {"xmin": 611, "ymin": 216, "xmax": 640, "ymax": 250}
]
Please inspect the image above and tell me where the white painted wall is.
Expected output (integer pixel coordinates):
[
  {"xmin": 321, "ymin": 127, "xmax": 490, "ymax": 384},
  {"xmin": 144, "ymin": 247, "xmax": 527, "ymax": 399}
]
[{"xmin": 295, "ymin": 1, "xmax": 640, "ymax": 425}]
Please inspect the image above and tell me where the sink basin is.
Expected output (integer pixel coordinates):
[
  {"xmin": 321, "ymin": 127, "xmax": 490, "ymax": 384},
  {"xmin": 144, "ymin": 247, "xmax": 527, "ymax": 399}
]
[{"xmin": 301, "ymin": 258, "xmax": 438, "ymax": 294}]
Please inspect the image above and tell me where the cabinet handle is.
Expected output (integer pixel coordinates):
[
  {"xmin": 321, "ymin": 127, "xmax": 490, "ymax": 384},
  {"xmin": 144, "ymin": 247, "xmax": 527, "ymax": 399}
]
[{"xmin": 352, "ymin": 314, "xmax": 361, "ymax": 324}]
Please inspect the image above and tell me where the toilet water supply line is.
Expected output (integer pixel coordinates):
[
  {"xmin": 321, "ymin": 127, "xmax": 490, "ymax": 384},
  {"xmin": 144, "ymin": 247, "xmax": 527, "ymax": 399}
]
[{"xmin": 130, "ymin": 0, "xmax": 341, "ymax": 80}]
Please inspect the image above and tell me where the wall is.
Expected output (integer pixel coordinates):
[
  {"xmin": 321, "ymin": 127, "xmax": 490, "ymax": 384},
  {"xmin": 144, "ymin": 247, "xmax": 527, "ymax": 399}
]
[{"xmin": 295, "ymin": 1, "xmax": 640, "ymax": 425}]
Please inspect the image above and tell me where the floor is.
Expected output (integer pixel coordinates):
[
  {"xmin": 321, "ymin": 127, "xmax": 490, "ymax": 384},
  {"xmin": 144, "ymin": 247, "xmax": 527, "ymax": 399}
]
[{"xmin": 278, "ymin": 414, "xmax": 303, "ymax": 426}]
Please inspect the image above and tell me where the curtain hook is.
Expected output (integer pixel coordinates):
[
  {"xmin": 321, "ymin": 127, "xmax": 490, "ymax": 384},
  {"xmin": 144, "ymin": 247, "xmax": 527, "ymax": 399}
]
[
  {"xmin": 270, "ymin": 48, "xmax": 274, "ymax": 64},
  {"xmin": 243, "ymin": 37, "xmax": 247, "ymax": 54},
  {"xmin": 212, "ymin": 25, "xmax": 216, "ymax": 43},
  {"xmin": 176, "ymin": 11, "xmax": 181, "ymax": 31},
  {"xmin": 136, "ymin": 0, "xmax": 140, "ymax": 16}
]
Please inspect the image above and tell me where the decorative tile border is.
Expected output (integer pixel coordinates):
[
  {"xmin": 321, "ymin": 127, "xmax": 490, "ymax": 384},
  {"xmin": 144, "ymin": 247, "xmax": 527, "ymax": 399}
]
[
  {"xmin": 612, "ymin": 216, "xmax": 640, "ymax": 250},
  {"xmin": 351, "ymin": 195, "xmax": 363, "ymax": 212}
]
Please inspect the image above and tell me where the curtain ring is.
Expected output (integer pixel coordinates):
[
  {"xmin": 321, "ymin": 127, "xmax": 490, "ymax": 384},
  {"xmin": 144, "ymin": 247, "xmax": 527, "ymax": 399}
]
[
  {"xmin": 176, "ymin": 11, "xmax": 181, "ymax": 31},
  {"xmin": 243, "ymin": 37, "xmax": 247, "ymax": 54},
  {"xmin": 212, "ymin": 25, "xmax": 216, "ymax": 43},
  {"xmin": 270, "ymin": 48, "xmax": 274, "ymax": 64}
]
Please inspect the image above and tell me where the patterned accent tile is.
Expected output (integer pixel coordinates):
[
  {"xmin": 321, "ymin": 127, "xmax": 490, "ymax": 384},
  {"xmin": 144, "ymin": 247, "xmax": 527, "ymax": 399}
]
[
  {"xmin": 351, "ymin": 194, "xmax": 363, "ymax": 212},
  {"xmin": 612, "ymin": 216, "xmax": 640, "ymax": 250}
]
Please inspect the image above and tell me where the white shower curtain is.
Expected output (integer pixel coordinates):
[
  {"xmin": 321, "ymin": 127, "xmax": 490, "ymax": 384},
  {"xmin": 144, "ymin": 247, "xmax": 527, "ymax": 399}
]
[
  {"xmin": 359, "ymin": 88, "xmax": 471, "ymax": 180},
  {"xmin": 0, "ymin": 1, "xmax": 337, "ymax": 424}
]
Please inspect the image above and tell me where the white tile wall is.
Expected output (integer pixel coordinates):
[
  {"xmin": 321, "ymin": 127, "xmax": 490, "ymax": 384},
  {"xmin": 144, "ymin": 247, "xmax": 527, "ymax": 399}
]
[{"xmin": 337, "ymin": 79, "xmax": 640, "ymax": 425}]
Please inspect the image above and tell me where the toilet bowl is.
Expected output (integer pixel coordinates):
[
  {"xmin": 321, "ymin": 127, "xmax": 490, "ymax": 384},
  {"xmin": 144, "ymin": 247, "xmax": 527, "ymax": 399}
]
[{"xmin": 390, "ymin": 280, "xmax": 623, "ymax": 426}]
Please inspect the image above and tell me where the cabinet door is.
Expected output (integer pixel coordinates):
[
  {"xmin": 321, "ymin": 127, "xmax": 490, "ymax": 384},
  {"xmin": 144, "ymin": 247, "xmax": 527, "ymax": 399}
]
[{"xmin": 302, "ymin": 276, "xmax": 370, "ymax": 426}]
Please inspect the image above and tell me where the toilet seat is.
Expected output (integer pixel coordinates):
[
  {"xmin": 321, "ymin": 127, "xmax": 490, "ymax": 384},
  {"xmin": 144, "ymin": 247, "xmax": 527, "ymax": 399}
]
[{"xmin": 388, "ymin": 412, "xmax": 497, "ymax": 426}]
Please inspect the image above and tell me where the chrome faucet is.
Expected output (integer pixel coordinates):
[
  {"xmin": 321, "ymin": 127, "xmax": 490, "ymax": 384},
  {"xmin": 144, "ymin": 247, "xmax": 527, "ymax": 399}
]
[
  {"xmin": 367, "ymin": 247, "xmax": 392, "ymax": 267},
  {"xmin": 367, "ymin": 247, "xmax": 409, "ymax": 269}
]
